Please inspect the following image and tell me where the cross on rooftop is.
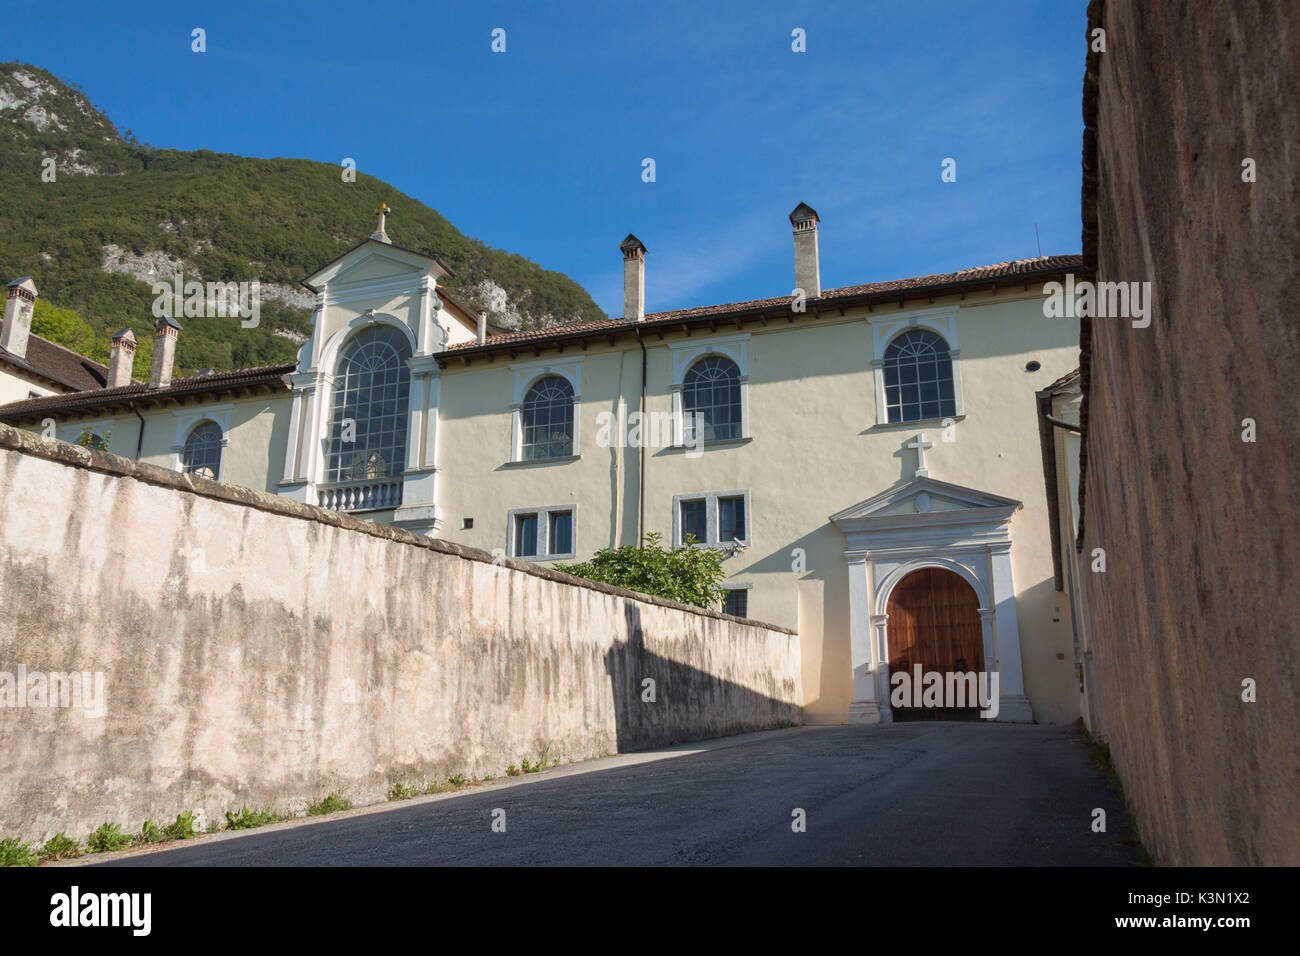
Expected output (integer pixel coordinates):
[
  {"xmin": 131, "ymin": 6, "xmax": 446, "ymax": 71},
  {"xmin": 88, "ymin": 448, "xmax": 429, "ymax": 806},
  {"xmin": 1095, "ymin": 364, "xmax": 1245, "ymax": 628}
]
[{"xmin": 907, "ymin": 433, "xmax": 933, "ymax": 478}]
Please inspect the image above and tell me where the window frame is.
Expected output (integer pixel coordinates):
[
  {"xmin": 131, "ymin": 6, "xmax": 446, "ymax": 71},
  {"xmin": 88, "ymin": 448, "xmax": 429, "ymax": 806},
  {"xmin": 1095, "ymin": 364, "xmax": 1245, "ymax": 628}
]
[
  {"xmin": 867, "ymin": 307, "xmax": 965, "ymax": 427},
  {"xmin": 681, "ymin": 354, "xmax": 744, "ymax": 443},
  {"xmin": 721, "ymin": 586, "xmax": 751, "ymax": 618},
  {"xmin": 506, "ymin": 504, "xmax": 578, "ymax": 560},
  {"xmin": 181, "ymin": 419, "xmax": 226, "ymax": 481},
  {"xmin": 668, "ymin": 335, "xmax": 750, "ymax": 447},
  {"xmin": 323, "ymin": 325, "xmax": 414, "ymax": 487},
  {"xmin": 508, "ymin": 358, "xmax": 583, "ymax": 464},
  {"xmin": 519, "ymin": 375, "xmax": 576, "ymax": 461},
  {"xmin": 881, "ymin": 328, "xmax": 957, "ymax": 424},
  {"xmin": 671, "ymin": 490, "xmax": 752, "ymax": 549}
]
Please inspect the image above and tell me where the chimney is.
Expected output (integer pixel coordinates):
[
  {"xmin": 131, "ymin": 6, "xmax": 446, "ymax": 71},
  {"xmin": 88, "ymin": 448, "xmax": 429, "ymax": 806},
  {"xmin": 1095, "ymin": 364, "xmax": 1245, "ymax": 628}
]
[
  {"xmin": 620, "ymin": 234, "xmax": 646, "ymax": 321},
  {"xmin": 148, "ymin": 315, "xmax": 182, "ymax": 388},
  {"xmin": 1, "ymin": 277, "xmax": 38, "ymax": 360},
  {"xmin": 108, "ymin": 328, "xmax": 136, "ymax": 388},
  {"xmin": 789, "ymin": 203, "xmax": 821, "ymax": 298},
  {"xmin": 477, "ymin": 309, "xmax": 487, "ymax": 346}
]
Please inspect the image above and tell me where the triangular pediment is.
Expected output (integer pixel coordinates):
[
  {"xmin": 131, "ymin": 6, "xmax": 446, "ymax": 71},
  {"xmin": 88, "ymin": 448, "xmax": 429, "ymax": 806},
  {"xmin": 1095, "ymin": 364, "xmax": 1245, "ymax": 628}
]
[
  {"xmin": 302, "ymin": 238, "xmax": 453, "ymax": 291},
  {"xmin": 830, "ymin": 476, "xmax": 1021, "ymax": 531}
]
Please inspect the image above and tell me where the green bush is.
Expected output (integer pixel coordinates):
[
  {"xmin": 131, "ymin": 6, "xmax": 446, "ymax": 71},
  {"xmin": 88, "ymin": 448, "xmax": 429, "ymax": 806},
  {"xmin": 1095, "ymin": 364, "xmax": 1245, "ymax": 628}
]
[
  {"xmin": 0, "ymin": 837, "xmax": 41, "ymax": 867},
  {"xmin": 556, "ymin": 532, "xmax": 726, "ymax": 609},
  {"xmin": 86, "ymin": 822, "xmax": 132, "ymax": 853},
  {"xmin": 40, "ymin": 833, "xmax": 83, "ymax": 861},
  {"xmin": 224, "ymin": 807, "xmax": 280, "ymax": 830},
  {"xmin": 162, "ymin": 811, "xmax": 198, "ymax": 841},
  {"xmin": 135, "ymin": 819, "xmax": 166, "ymax": 844},
  {"xmin": 307, "ymin": 793, "xmax": 351, "ymax": 816}
]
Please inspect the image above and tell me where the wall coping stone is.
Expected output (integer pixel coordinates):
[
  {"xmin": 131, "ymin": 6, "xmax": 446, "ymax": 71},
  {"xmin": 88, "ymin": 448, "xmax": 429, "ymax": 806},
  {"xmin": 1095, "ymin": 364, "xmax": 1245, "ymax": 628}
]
[{"xmin": 0, "ymin": 422, "xmax": 795, "ymax": 635}]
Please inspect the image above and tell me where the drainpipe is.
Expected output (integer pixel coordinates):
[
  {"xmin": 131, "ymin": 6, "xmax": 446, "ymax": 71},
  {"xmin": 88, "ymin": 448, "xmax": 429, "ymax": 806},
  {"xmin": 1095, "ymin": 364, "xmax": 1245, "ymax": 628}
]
[
  {"xmin": 634, "ymin": 325, "xmax": 647, "ymax": 545},
  {"xmin": 130, "ymin": 401, "xmax": 145, "ymax": 460}
]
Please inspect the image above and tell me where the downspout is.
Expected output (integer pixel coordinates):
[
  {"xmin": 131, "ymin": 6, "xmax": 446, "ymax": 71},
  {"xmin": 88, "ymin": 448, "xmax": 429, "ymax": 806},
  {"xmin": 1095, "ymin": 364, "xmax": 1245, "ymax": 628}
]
[
  {"xmin": 130, "ymin": 401, "xmax": 145, "ymax": 460},
  {"xmin": 634, "ymin": 325, "xmax": 647, "ymax": 546}
]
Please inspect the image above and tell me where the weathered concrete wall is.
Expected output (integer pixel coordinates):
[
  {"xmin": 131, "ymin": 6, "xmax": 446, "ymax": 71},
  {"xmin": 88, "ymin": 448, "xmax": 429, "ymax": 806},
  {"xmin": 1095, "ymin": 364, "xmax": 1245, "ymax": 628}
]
[
  {"xmin": 0, "ymin": 424, "xmax": 800, "ymax": 845},
  {"xmin": 1079, "ymin": 0, "xmax": 1299, "ymax": 864}
]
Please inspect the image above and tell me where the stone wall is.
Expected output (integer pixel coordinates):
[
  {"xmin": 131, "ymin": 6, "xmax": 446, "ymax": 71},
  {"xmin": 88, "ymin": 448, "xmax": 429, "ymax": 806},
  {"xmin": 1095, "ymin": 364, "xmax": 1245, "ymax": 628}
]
[
  {"xmin": 1078, "ymin": 0, "xmax": 1299, "ymax": 864},
  {"xmin": 0, "ymin": 424, "xmax": 800, "ymax": 845}
]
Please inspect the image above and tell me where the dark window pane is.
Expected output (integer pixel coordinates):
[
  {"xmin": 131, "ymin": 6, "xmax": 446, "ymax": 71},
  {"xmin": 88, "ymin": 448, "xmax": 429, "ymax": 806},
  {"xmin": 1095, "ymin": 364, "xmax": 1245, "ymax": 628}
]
[
  {"xmin": 683, "ymin": 356, "xmax": 742, "ymax": 442},
  {"xmin": 515, "ymin": 514, "xmax": 538, "ymax": 557},
  {"xmin": 719, "ymin": 496, "xmax": 746, "ymax": 542},
  {"xmin": 680, "ymin": 499, "xmax": 707, "ymax": 544},
  {"xmin": 723, "ymin": 590, "xmax": 748, "ymax": 617},
  {"xmin": 549, "ymin": 511, "xmax": 573, "ymax": 555}
]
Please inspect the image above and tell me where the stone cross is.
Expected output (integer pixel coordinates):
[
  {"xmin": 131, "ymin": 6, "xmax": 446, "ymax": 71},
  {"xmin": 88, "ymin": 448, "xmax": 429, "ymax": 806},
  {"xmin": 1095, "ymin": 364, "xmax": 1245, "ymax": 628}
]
[
  {"xmin": 907, "ymin": 433, "xmax": 933, "ymax": 478},
  {"xmin": 371, "ymin": 202, "xmax": 392, "ymax": 243}
]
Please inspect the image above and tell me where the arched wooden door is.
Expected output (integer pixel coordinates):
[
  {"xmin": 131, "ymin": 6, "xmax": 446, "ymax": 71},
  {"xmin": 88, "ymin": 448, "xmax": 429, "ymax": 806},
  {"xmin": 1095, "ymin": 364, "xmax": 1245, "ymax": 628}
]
[{"xmin": 886, "ymin": 567, "xmax": 985, "ymax": 720}]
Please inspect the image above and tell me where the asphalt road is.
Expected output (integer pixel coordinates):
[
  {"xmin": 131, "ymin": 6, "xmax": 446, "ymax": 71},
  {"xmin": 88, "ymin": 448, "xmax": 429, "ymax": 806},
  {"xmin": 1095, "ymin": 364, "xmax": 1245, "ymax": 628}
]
[{"xmin": 93, "ymin": 722, "xmax": 1140, "ymax": 866}]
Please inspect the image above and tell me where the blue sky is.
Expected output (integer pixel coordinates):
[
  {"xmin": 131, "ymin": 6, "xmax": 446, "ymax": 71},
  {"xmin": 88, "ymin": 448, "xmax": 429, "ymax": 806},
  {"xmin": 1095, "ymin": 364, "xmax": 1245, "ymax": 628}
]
[{"xmin": 3, "ymin": 0, "xmax": 1087, "ymax": 317}]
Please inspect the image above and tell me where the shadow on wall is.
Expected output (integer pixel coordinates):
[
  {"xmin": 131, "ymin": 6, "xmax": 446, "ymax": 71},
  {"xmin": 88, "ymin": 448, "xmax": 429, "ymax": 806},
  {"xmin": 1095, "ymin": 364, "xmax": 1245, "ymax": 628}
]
[{"xmin": 606, "ymin": 603, "xmax": 800, "ymax": 753}]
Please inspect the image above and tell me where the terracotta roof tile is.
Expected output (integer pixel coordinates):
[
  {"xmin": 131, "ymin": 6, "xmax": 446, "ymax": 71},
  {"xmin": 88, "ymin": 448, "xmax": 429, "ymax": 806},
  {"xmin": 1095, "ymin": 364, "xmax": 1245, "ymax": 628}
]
[
  {"xmin": 448, "ymin": 254, "xmax": 1083, "ymax": 351},
  {"xmin": 0, "ymin": 363, "xmax": 294, "ymax": 419},
  {"xmin": 0, "ymin": 334, "xmax": 112, "ymax": 391}
]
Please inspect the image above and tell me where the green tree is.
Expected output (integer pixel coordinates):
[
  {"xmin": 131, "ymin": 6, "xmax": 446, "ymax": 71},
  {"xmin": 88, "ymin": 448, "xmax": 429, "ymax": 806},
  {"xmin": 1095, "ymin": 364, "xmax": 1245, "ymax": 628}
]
[{"xmin": 555, "ymin": 532, "xmax": 726, "ymax": 609}]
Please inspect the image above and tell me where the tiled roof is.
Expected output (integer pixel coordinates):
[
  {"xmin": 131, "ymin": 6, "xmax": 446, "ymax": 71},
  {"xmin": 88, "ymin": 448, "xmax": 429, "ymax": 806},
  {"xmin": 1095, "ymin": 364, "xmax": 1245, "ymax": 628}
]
[
  {"xmin": 0, "ymin": 363, "xmax": 294, "ymax": 420},
  {"xmin": 447, "ymin": 254, "xmax": 1083, "ymax": 351},
  {"xmin": 1043, "ymin": 367, "xmax": 1082, "ymax": 392},
  {"xmin": 0, "ymin": 334, "xmax": 113, "ymax": 391}
]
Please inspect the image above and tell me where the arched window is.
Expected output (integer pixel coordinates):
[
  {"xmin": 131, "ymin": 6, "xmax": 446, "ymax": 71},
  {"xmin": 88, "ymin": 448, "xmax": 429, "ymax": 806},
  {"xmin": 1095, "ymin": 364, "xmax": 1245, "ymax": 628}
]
[
  {"xmin": 522, "ymin": 375, "xmax": 575, "ymax": 460},
  {"xmin": 325, "ymin": 326, "xmax": 412, "ymax": 483},
  {"xmin": 883, "ymin": 329, "xmax": 956, "ymax": 423},
  {"xmin": 682, "ymin": 355, "xmax": 742, "ymax": 441},
  {"xmin": 183, "ymin": 421, "xmax": 223, "ymax": 479}
]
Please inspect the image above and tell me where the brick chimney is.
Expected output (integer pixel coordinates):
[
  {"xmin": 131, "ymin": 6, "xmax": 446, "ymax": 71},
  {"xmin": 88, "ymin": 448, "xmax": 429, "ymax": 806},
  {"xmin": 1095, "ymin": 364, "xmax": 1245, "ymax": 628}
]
[
  {"xmin": 108, "ymin": 328, "xmax": 136, "ymax": 388},
  {"xmin": 477, "ymin": 309, "xmax": 488, "ymax": 346},
  {"xmin": 789, "ymin": 203, "xmax": 821, "ymax": 298},
  {"xmin": 620, "ymin": 234, "xmax": 646, "ymax": 321},
  {"xmin": 1, "ymin": 277, "xmax": 38, "ymax": 360},
  {"xmin": 148, "ymin": 315, "xmax": 182, "ymax": 388}
]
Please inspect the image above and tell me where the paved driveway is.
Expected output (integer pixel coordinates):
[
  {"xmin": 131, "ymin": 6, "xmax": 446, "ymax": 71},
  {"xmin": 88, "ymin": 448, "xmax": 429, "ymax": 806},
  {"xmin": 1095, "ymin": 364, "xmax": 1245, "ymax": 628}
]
[{"xmin": 93, "ymin": 722, "xmax": 1139, "ymax": 866}]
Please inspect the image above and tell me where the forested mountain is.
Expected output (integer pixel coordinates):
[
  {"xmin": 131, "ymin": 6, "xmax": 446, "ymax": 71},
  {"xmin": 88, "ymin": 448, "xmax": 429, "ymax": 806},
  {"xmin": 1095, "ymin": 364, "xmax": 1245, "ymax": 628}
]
[{"xmin": 0, "ymin": 63, "xmax": 605, "ymax": 377}]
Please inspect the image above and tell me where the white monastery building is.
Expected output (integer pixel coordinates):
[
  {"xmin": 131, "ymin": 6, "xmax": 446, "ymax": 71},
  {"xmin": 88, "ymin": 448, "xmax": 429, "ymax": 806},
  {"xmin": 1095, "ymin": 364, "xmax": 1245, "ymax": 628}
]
[{"xmin": 0, "ymin": 205, "xmax": 1085, "ymax": 726}]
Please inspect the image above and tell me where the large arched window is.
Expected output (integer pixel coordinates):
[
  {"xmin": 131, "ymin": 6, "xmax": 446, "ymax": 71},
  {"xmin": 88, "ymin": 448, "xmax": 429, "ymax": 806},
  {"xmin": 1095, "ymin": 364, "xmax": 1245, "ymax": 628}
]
[
  {"xmin": 682, "ymin": 355, "xmax": 742, "ymax": 441},
  {"xmin": 183, "ymin": 421, "xmax": 224, "ymax": 479},
  {"xmin": 521, "ymin": 375, "xmax": 575, "ymax": 460},
  {"xmin": 883, "ymin": 329, "xmax": 956, "ymax": 423},
  {"xmin": 324, "ymin": 325, "xmax": 412, "ymax": 483}
]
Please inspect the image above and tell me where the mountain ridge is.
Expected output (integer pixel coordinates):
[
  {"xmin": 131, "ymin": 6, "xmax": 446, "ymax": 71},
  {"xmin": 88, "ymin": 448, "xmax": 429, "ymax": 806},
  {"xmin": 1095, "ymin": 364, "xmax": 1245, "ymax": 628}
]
[{"xmin": 0, "ymin": 62, "xmax": 606, "ymax": 378}]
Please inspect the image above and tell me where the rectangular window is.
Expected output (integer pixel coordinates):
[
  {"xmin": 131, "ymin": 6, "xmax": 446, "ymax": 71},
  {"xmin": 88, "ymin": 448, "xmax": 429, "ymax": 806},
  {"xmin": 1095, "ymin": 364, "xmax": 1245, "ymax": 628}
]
[
  {"xmin": 722, "ymin": 589, "xmax": 748, "ymax": 617},
  {"xmin": 548, "ymin": 510, "xmax": 573, "ymax": 556},
  {"xmin": 718, "ymin": 496, "xmax": 746, "ymax": 543},
  {"xmin": 514, "ymin": 513, "xmax": 538, "ymax": 557},
  {"xmin": 679, "ymin": 499, "xmax": 707, "ymax": 545}
]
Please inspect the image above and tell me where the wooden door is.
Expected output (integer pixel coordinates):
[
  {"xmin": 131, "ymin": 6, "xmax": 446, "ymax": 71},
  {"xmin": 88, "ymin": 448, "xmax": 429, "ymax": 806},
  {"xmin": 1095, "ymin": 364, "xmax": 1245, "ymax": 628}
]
[{"xmin": 886, "ymin": 568, "xmax": 985, "ymax": 720}]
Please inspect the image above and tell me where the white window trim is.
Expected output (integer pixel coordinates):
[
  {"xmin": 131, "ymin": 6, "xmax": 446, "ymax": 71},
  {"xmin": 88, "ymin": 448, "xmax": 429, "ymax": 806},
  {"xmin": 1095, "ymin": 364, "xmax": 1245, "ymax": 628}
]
[
  {"xmin": 172, "ymin": 404, "xmax": 233, "ymax": 479},
  {"xmin": 866, "ymin": 305, "xmax": 965, "ymax": 426},
  {"xmin": 506, "ymin": 504, "xmax": 578, "ymax": 561},
  {"xmin": 509, "ymin": 356, "xmax": 583, "ymax": 463},
  {"xmin": 668, "ymin": 334, "xmax": 750, "ymax": 445},
  {"xmin": 671, "ymin": 489, "xmax": 751, "ymax": 549}
]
